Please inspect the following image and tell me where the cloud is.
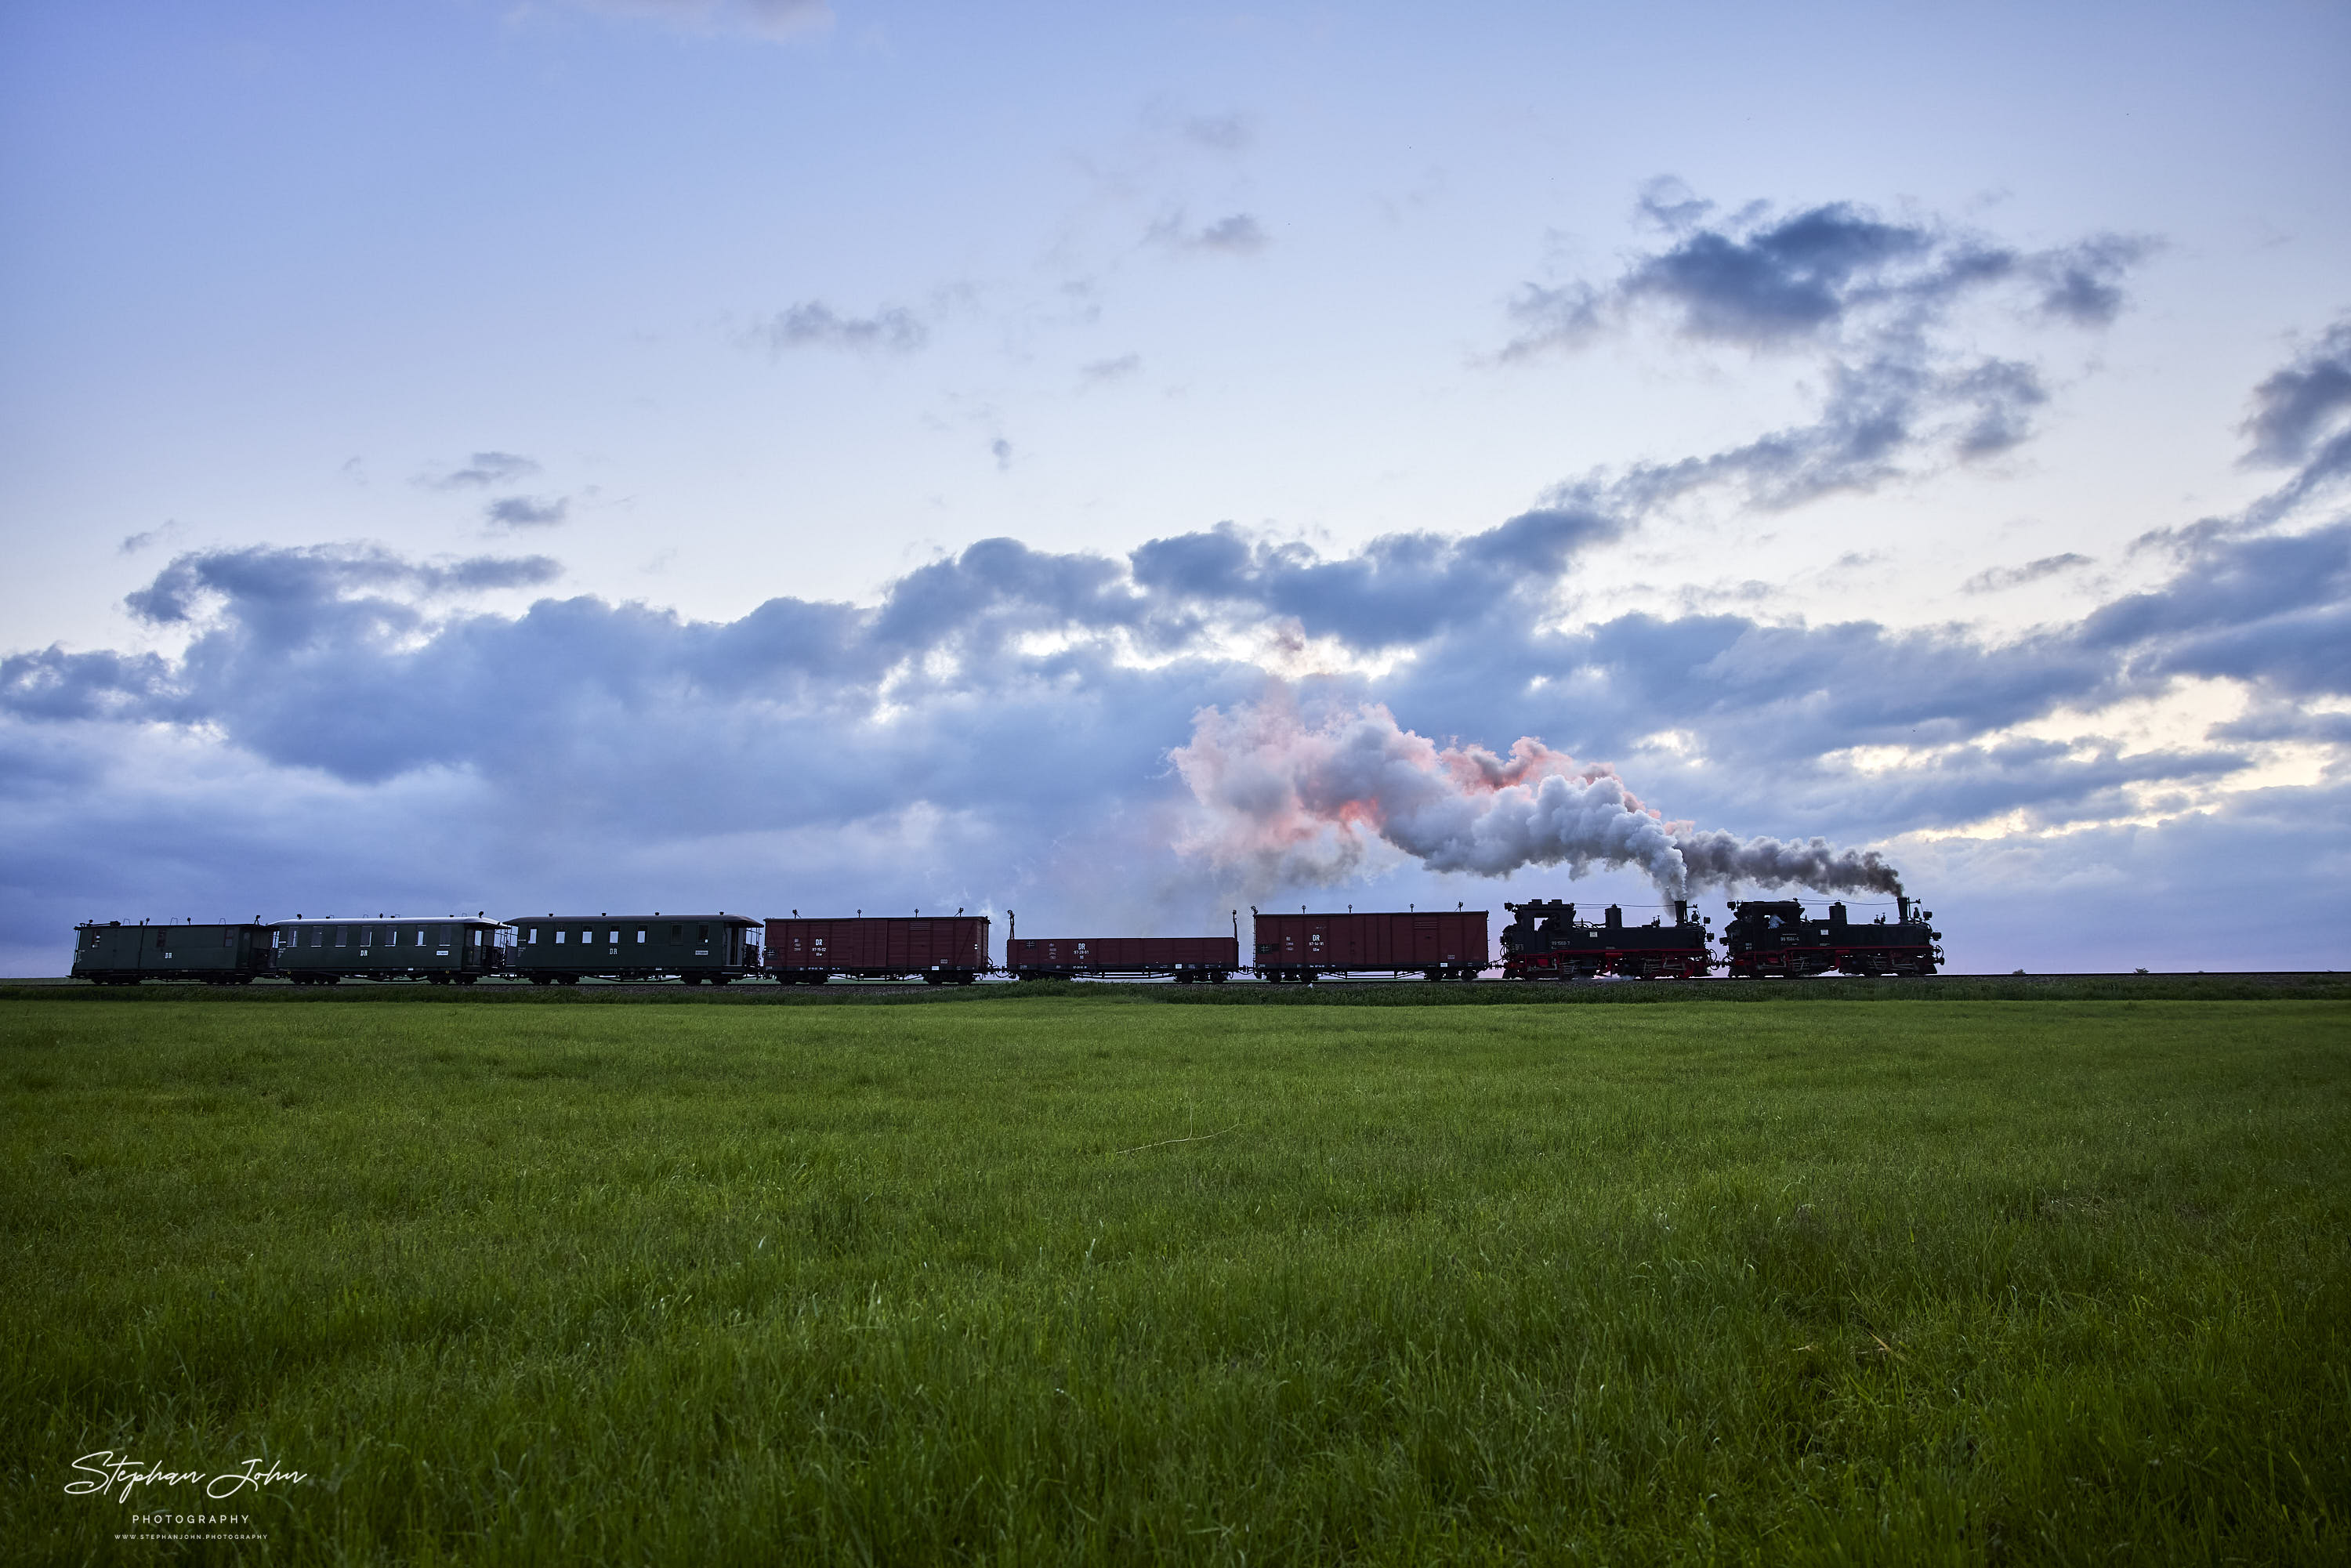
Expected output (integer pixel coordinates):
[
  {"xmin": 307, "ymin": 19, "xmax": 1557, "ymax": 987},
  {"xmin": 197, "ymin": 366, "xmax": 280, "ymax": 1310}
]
[
  {"xmin": 117, "ymin": 545, "xmax": 560, "ymax": 628},
  {"xmin": 2, "ymin": 490, "xmax": 2337, "ymax": 972},
  {"xmin": 2031, "ymin": 234, "xmax": 2149, "ymax": 327},
  {"xmin": 1081, "ymin": 353, "xmax": 1143, "ymax": 386},
  {"xmin": 1964, "ymin": 552, "xmax": 2094, "ymax": 594},
  {"xmin": 486, "ymin": 496, "xmax": 571, "ymax": 529},
  {"xmin": 426, "ymin": 451, "xmax": 542, "ymax": 490},
  {"xmin": 749, "ymin": 301, "xmax": 929, "ymax": 355},
  {"xmin": 563, "ymin": 0, "xmax": 831, "ymax": 41},
  {"xmin": 5, "ymin": 289, "xmax": 2343, "ymax": 976},
  {"xmin": 1500, "ymin": 187, "xmax": 2150, "ymax": 509},
  {"xmin": 1507, "ymin": 194, "xmax": 2149, "ymax": 355},
  {"xmin": 990, "ymin": 438, "xmax": 1013, "ymax": 472},
  {"xmin": 2243, "ymin": 320, "xmax": 2351, "ymax": 465},
  {"xmin": 1632, "ymin": 176, "xmax": 1713, "ymax": 234},
  {"xmin": 1182, "ymin": 114, "xmax": 1254, "ymax": 153},
  {"xmin": 2233, "ymin": 317, "xmax": 2351, "ymax": 522},
  {"xmin": 1150, "ymin": 212, "xmax": 1268, "ymax": 255}
]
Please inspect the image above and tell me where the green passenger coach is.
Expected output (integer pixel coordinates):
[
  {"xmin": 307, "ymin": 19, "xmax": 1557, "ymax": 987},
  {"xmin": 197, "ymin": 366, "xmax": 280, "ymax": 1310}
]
[
  {"xmin": 507, "ymin": 914, "xmax": 762, "ymax": 985},
  {"xmin": 71, "ymin": 921, "xmax": 274, "ymax": 985},
  {"xmin": 270, "ymin": 916, "xmax": 509, "ymax": 985}
]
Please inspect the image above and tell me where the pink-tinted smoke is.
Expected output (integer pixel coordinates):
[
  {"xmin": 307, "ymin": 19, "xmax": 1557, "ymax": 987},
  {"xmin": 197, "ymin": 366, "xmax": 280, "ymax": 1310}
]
[{"xmin": 1169, "ymin": 693, "xmax": 1902, "ymax": 897}]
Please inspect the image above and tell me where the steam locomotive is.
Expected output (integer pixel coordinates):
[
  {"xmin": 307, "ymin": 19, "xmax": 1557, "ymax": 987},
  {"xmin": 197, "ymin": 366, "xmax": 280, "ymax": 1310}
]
[
  {"xmin": 1498, "ymin": 899, "xmax": 1713, "ymax": 980},
  {"xmin": 1720, "ymin": 896, "xmax": 1943, "ymax": 977},
  {"xmin": 67, "ymin": 894, "xmax": 1943, "ymax": 985}
]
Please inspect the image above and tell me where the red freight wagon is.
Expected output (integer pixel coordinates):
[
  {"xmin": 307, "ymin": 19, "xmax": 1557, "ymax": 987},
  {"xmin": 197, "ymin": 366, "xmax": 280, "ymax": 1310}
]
[
  {"xmin": 1251, "ymin": 908, "xmax": 1489, "ymax": 983},
  {"xmin": 1006, "ymin": 934, "xmax": 1239, "ymax": 983},
  {"xmin": 765, "ymin": 915, "xmax": 991, "ymax": 985}
]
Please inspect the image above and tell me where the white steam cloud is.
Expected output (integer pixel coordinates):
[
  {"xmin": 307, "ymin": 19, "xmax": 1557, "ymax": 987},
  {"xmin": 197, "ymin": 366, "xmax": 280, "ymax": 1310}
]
[{"xmin": 1170, "ymin": 693, "xmax": 1902, "ymax": 897}]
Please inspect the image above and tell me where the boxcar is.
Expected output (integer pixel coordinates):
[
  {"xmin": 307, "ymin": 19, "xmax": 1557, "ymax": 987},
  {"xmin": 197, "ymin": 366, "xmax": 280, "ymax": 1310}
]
[
  {"xmin": 71, "ymin": 921, "xmax": 274, "ymax": 986},
  {"xmin": 764, "ymin": 914, "xmax": 991, "ymax": 984},
  {"xmin": 1500, "ymin": 900, "xmax": 1713, "ymax": 980},
  {"xmin": 270, "ymin": 916, "xmax": 509, "ymax": 984},
  {"xmin": 1249, "ymin": 909, "xmax": 1488, "ymax": 983},
  {"xmin": 507, "ymin": 913, "xmax": 761, "ymax": 985},
  {"xmin": 1723, "ymin": 897, "xmax": 1941, "ymax": 977},
  {"xmin": 1006, "ymin": 934, "xmax": 1237, "ymax": 983}
]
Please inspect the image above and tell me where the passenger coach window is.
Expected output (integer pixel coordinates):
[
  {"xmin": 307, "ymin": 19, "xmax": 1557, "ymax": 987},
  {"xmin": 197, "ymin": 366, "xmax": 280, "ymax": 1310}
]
[
  {"xmin": 636, "ymin": 929, "xmax": 646, "ymax": 943},
  {"xmin": 556, "ymin": 930, "xmax": 567, "ymax": 944},
  {"xmin": 697, "ymin": 925, "xmax": 710, "ymax": 941},
  {"xmin": 607, "ymin": 929, "xmax": 618, "ymax": 943},
  {"xmin": 670, "ymin": 925, "xmax": 682, "ymax": 940},
  {"xmin": 335, "ymin": 927, "xmax": 347, "ymax": 947},
  {"xmin": 527, "ymin": 928, "xmax": 538, "ymax": 944}
]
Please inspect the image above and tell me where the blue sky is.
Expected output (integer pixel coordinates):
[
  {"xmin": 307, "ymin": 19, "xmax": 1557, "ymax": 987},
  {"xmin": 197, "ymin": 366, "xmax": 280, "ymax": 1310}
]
[{"xmin": 3, "ymin": 0, "xmax": 2347, "ymax": 973}]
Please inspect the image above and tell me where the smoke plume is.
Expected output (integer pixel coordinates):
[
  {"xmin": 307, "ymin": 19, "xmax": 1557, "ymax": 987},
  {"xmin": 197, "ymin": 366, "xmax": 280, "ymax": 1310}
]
[{"xmin": 1170, "ymin": 693, "xmax": 1902, "ymax": 897}]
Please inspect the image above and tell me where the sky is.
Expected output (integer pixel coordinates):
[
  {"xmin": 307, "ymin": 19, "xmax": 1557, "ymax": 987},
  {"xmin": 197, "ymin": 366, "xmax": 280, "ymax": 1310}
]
[{"xmin": 2, "ymin": 0, "xmax": 2347, "ymax": 975}]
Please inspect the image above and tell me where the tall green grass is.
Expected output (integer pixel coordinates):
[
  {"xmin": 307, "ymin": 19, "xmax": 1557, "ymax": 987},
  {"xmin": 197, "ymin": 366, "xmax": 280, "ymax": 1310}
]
[{"xmin": 3, "ymin": 998, "xmax": 2345, "ymax": 1563}]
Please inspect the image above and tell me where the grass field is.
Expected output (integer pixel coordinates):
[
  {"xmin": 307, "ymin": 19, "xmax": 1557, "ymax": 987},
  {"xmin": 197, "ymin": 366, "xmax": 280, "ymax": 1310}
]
[{"xmin": 3, "ymin": 995, "xmax": 2346, "ymax": 1564}]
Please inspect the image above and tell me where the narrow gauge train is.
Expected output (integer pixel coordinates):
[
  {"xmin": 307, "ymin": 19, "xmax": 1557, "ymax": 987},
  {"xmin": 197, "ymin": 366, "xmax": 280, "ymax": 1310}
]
[
  {"xmin": 1249, "ymin": 907, "xmax": 1488, "ymax": 983},
  {"xmin": 272, "ymin": 916, "xmax": 506, "ymax": 984},
  {"xmin": 509, "ymin": 914, "xmax": 762, "ymax": 985},
  {"xmin": 71, "ymin": 920, "xmax": 273, "ymax": 985},
  {"xmin": 67, "ymin": 896, "xmax": 1947, "ymax": 983},
  {"xmin": 1500, "ymin": 900, "xmax": 1713, "ymax": 980},
  {"xmin": 766, "ymin": 914, "xmax": 991, "ymax": 984},
  {"xmin": 1722, "ymin": 896, "xmax": 1942, "ymax": 977}
]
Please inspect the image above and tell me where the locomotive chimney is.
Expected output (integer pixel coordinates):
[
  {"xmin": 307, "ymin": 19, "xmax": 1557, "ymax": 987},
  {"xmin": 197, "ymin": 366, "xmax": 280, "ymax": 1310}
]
[
  {"xmin": 1605, "ymin": 905, "xmax": 1621, "ymax": 929},
  {"xmin": 1830, "ymin": 901, "xmax": 1847, "ymax": 927},
  {"xmin": 1673, "ymin": 898, "xmax": 1687, "ymax": 925},
  {"xmin": 1896, "ymin": 894, "xmax": 1911, "ymax": 924}
]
